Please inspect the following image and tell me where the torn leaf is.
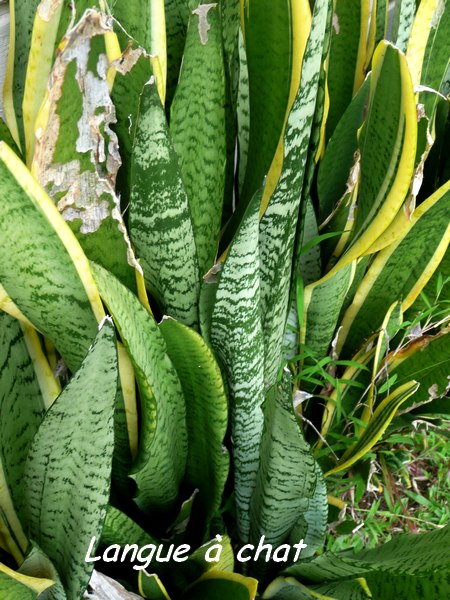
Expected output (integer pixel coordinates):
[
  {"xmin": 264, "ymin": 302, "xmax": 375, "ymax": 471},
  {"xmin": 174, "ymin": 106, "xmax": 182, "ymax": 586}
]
[{"xmin": 32, "ymin": 9, "xmax": 139, "ymax": 290}]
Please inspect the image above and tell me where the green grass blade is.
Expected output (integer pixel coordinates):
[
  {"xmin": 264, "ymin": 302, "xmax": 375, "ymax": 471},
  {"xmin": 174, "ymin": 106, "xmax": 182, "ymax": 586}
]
[
  {"xmin": 129, "ymin": 79, "xmax": 199, "ymax": 328},
  {"xmin": 24, "ymin": 319, "xmax": 118, "ymax": 600},
  {"xmin": 170, "ymin": 3, "xmax": 227, "ymax": 277}
]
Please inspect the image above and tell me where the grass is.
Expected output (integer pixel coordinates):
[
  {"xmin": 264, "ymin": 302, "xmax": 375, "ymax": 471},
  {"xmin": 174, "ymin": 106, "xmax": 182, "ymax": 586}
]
[{"xmin": 325, "ymin": 423, "xmax": 450, "ymax": 553}]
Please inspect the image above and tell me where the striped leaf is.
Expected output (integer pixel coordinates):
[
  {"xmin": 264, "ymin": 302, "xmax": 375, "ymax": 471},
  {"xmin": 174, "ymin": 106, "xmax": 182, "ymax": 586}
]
[
  {"xmin": 288, "ymin": 462, "xmax": 328, "ymax": 559},
  {"xmin": 249, "ymin": 376, "xmax": 323, "ymax": 578},
  {"xmin": 325, "ymin": 1, "xmax": 365, "ymax": 139},
  {"xmin": 259, "ymin": 0, "xmax": 332, "ymax": 387},
  {"xmin": 325, "ymin": 380, "xmax": 419, "ymax": 476},
  {"xmin": 337, "ymin": 182, "xmax": 450, "ymax": 357},
  {"xmin": 418, "ymin": 0, "xmax": 450, "ymax": 127},
  {"xmin": 222, "ymin": 0, "xmax": 312, "ymax": 246},
  {"xmin": 325, "ymin": 41, "xmax": 417, "ymax": 276},
  {"xmin": 101, "ymin": 505, "xmax": 159, "ymax": 548},
  {"xmin": 0, "ymin": 142, "xmax": 103, "ymax": 372},
  {"xmin": 384, "ymin": 329, "xmax": 450, "ymax": 416},
  {"xmin": 317, "ymin": 75, "xmax": 370, "ymax": 223},
  {"xmin": 164, "ymin": 0, "xmax": 190, "ymax": 109},
  {"xmin": 301, "ymin": 262, "xmax": 355, "ymax": 359},
  {"xmin": 90, "ymin": 263, "xmax": 187, "ymax": 516},
  {"xmin": 392, "ymin": 0, "xmax": 416, "ymax": 52},
  {"xmin": 32, "ymin": 9, "xmax": 138, "ymax": 292},
  {"xmin": 406, "ymin": 0, "xmax": 442, "ymax": 87},
  {"xmin": 24, "ymin": 319, "xmax": 117, "ymax": 600},
  {"xmin": 284, "ymin": 525, "xmax": 450, "ymax": 599},
  {"xmin": 263, "ymin": 577, "xmax": 331, "ymax": 599},
  {"xmin": 170, "ymin": 2, "xmax": 227, "ymax": 276},
  {"xmin": 128, "ymin": 78, "xmax": 199, "ymax": 328},
  {"xmin": 163, "ymin": 535, "xmax": 235, "ymax": 594},
  {"xmin": 209, "ymin": 192, "xmax": 264, "ymax": 543},
  {"xmin": 0, "ymin": 564, "xmax": 53, "ymax": 600},
  {"xmin": 111, "ymin": 47, "xmax": 154, "ymax": 207},
  {"xmin": 22, "ymin": 0, "xmax": 64, "ymax": 166},
  {"xmin": 111, "ymin": 0, "xmax": 167, "ymax": 94},
  {"xmin": 237, "ymin": 0, "xmax": 293, "ymax": 208},
  {"xmin": 2, "ymin": 0, "xmax": 40, "ymax": 150},
  {"xmin": 159, "ymin": 318, "xmax": 229, "ymax": 541},
  {"xmin": 0, "ymin": 313, "xmax": 45, "ymax": 559}
]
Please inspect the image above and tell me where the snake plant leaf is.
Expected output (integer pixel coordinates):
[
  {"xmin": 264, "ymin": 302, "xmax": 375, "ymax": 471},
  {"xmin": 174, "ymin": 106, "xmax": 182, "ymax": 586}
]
[
  {"xmin": 238, "ymin": 0, "xmax": 293, "ymax": 207},
  {"xmin": 182, "ymin": 572, "xmax": 258, "ymax": 600},
  {"xmin": 263, "ymin": 576, "xmax": 329, "ymax": 599},
  {"xmin": 209, "ymin": 192, "xmax": 264, "ymax": 543},
  {"xmin": 284, "ymin": 525, "xmax": 450, "ymax": 599},
  {"xmin": 384, "ymin": 329, "xmax": 450, "ymax": 415},
  {"xmin": 165, "ymin": 535, "xmax": 235, "ymax": 594},
  {"xmin": 91, "ymin": 262, "xmax": 187, "ymax": 516},
  {"xmin": 2, "ymin": 0, "xmax": 40, "ymax": 150},
  {"xmin": 23, "ymin": 319, "xmax": 117, "ymax": 600},
  {"xmin": 325, "ymin": 41, "xmax": 417, "ymax": 277},
  {"xmin": 0, "ymin": 313, "xmax": 45, "ymax": 556},
  {"xmin": 337, "ymin": 181, "xmax": 450, "ymax": 357},
  {"xmin": 0, "ymin": 117, "xmax": 22, "ymax": 158},
  {"xmin": 129, "ymin": 78, "xmax": 199, "ymax": 328},
  {"xmin": 374, "ymin": 0, "xmax": 388, "ymax": 46},
  {"xmin": 102, "ymin": 505, "xmax": 159, "ymax": 548},
  {"xmin": 325, "ymin": 380, "xmax": 419, "ymax": 476},
  {"xmin": 418, "ymin": 0, "xmax": 450, "ymax": 127},
  {"xmin": 31, "ymin": 9, "xmax": 138, "ymax": 292},
  {"xmin": 317, "ymin": 75, "xmax": 370, "ymax": 222},
  {"xmin": 112, "ymin": 0, "xmax": 166, "ymax": 94},
  {"xmin": 288, "ymin": 462, "xmax": 327, "ymax": 559},
  {"xmin": 406, "ymin": 0, "xmax": 441, "ymax": 87},
  {"xmin": 159, "ymin": 318, "xmax": 229, "ymax": 541},
  {"xmin": 325, "ymin": 1, "xmax": 364, "ymax": 139},
  {"xmin": 0, "ymin": 564, "xmax": 54, "ymax": 600},
  {"xmin": 237, "ymin": 26, "xmax": 250, "ymax": 194},
  {"xmin": 22, "ymin": 0, "xmax": 64, "ymax": 166},
  {"xmin": 140, "ymin": 573, "xmax": 172, "ymax": 600},
  {"xmin": 111, "ymin": 46, "xmax": 154, "ymax": 207},
  {"xmin": 222, "ymin": 0, "xmax": 312, "ymax": 246},
  {"xmin": 170, "ymin": 2, "xmax": 226, "ymax": 277},
  {"xmin": 249, "ymin": 375, "xmax": 322, "ymax": 578},
  {"xmin": 392, "ymin": 0, "xmax": 416, "ymax": 52},
  {"xmin": 18, "ymin": 544, "xmax": 67, "ymax": 600},
  {"xmin": 163, "ymin": 0, "xmax": 190, "ymax": 109},
  {"xmin": 301, "ymin": 262, "xmax": 355, "ymax": 360},
  {"xmin": 259, "ymin": 0, "xmax": 332, "ymax": 387},
  {"xmin": 0, "ymin": 142, "xmax": 103, "ymax": 372}
]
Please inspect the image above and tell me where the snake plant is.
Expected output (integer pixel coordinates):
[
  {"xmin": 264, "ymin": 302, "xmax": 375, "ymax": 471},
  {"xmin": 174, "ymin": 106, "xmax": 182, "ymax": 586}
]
[{"xmin": 0, "ymin": 0, "xmax": 449, "ymax": 598}]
